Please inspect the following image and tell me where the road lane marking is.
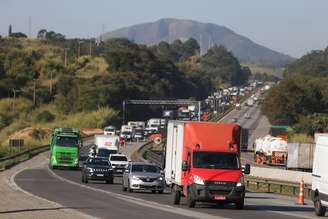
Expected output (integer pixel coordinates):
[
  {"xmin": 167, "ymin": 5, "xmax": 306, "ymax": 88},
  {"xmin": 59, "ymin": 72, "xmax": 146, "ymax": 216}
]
[
  {"xmin": 10, "ymin": 163, "xmax": 99, "ymax": 219},
  {"xmin": 48, "ymin": 167, "xmax": 229, "ymax": 219}
]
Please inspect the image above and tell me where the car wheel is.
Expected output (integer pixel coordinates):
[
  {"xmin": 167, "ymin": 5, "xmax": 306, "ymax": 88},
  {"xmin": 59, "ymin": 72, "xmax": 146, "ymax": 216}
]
[
  {"xmin": 159, "ymin": 189, "xmax": 164, "ymax": 194},
  {"xmin": 314, "ymin": 196, "xmax": 326, "ymax": 216},
  {"xmin": 85, "ymin": 177, "xmax": 88, "ymax": 184},
  {"xmin": 187, "ymin": 188, "xmax": 196, "ymax": 208},
  {"xmin": 151, "ymin": 190, "xmax": 156, "ymax": 194},
  {"xmin": 81, "ymin": 174, "xmax": 85, "ymax": 183},
  {"xmin": 122, "ymin": 183, "xmax": 127, "ymax": 192},
  {"xmin": 106, "ymin": 177, "xmax": 114, "ymax": 184},
  {"xmin": 235, "ymin": 198, "xmax": 244, "ymax": 210},
  {"xmin": 127, "ymin": 181, "xmax": 133, "ymax": 193},
  {"xmin": 173, "ymin": 187, "xmax": 181, "ymax": 205}
]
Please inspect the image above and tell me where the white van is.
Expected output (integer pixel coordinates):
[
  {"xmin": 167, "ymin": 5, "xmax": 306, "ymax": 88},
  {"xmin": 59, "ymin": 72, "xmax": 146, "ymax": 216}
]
[{"xmin": 312, "ymin": 135, "xmax": 328, "ymax": 216}]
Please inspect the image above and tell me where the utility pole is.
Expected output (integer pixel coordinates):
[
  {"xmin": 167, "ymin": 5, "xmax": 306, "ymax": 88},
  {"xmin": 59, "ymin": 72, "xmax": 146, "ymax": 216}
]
[
  {"xmin": 89, "ymin": 39, "xmax": 92, "ymax": 56},
  {"xmin": 64, "ymin": 48, "xmax": 69, "ymax": 66},
  {"xmin": 33, "ymin": 79, "xmax": 36, "ymax": 106},
  {"xmin": 78, "ymin": 41, "xmax": 83, "ymax": 59},
  {"xmin": 199, "ymin": 34, "xmax": 203, "ymax": 56},
  {"xmin": 49, "ymin": 71, "xmax": 53, "ymax": 95}
]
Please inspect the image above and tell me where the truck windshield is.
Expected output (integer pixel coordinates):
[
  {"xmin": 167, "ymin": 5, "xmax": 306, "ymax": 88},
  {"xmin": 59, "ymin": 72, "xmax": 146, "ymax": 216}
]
[
  {"xmin": 132, "ymin": 164, "xmax": 160, "ymax": 173},
  {"xmin": 193, "ymin": 152, "xmax": 240, "ymax": 170},
  {"xmin": 110, "ymin": 156, "xmax": 128, "ymax": 161},
  {"xmin": 55, "ymin": 136, "xmax": 79, "ymax": 147}
]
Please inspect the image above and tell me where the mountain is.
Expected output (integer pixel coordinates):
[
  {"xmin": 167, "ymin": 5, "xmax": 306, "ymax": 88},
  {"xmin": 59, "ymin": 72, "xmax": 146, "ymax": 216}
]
[{"xmin": 101, "ymin": 18, "xmax": 294, "ymax": 67}]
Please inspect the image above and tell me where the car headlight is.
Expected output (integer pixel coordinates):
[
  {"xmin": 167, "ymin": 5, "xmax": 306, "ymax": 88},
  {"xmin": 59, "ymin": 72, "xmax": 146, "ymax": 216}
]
[
  {"xmin": 157, "ymin": 176, "xmax": 163, "ymax": 181},
  {"xmin": 194, "ymin": 175, "xmax": 204, "ymax": 185},
  {"xmin": 132, "ymin": 175, "xmax": 140, "ymax": 180},
  {"xmin": 236, "ymin": 176, "xmax": 244, "ymax": 187},
  {"xmin": 87, "ymin": 167, "xmax": 94, "ymax": 173}
]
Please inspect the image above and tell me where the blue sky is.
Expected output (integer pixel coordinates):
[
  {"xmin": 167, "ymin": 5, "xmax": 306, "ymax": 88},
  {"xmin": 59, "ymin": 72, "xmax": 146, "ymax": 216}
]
[{"xmin": 1, "ymin": 0, "xmax": 327, "ymax": 58}]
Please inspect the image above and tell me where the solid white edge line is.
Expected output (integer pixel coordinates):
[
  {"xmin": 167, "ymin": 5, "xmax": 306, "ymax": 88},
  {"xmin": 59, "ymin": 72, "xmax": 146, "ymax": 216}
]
[
  {"xmin": 47, "ymin": 167, "xmax": 229, "ymax": 219},
  {"xmin": 10, "ymin": 159, "xmax": 99, "ymax": 219}
]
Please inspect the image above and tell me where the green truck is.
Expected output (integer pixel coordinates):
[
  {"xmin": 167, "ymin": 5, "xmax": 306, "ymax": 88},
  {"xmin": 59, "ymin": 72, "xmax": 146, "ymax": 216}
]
[{"xmin": 50, "ymin": 128, "xmax": 82, "ymax": 169}]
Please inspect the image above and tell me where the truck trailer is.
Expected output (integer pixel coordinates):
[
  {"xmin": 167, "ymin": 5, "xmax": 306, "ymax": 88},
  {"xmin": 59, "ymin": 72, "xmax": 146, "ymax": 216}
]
[{"xmin": 165, "ymin": 121, "xmax": 250, "ymax": 209}]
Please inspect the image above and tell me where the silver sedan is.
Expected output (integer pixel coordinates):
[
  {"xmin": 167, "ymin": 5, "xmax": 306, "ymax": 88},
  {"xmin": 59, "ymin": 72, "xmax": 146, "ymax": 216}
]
[{"xmin": 122, "ymin": 162, "xmax": 165, "ymax": 194}]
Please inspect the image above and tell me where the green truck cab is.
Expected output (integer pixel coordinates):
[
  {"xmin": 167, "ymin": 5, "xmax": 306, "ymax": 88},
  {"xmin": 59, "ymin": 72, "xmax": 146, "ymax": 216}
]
[{"xmin": 50, "ymin": 128, "xmax": 82, "ymax": 169}]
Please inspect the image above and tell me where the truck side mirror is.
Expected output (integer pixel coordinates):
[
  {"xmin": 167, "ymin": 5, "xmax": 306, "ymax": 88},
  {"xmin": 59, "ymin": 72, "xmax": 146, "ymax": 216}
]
[
  {"xmin": 182, "ymin": 161, "xmax": 189, "ymax": 171},
  {"xmin": 243, "ymin": 164, "xmax": 251, "ymax": 175}
]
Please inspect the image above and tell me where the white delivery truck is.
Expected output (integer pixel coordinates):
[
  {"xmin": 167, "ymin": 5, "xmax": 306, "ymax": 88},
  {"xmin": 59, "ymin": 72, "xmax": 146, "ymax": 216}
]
[
  {"xmin": 94, "ymin": 135, "xmax": 119, "ymax": 154},
  {"xmin": 311, "ymin": 135, "xmax": 328, "ymax": 216}
]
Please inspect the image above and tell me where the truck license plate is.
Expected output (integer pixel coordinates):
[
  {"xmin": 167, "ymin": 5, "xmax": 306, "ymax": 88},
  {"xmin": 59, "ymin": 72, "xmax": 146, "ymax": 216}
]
[
  {"xmin": 97, "ymin": 174, "xmax": 104, "ymax": 177},
  {"xmin": 117, "ymin": 170, "xmax": 123, "ymax": 172},
  {"xmin": 214, "ymin": 195, "xmax": 226, "ymax": 200}
]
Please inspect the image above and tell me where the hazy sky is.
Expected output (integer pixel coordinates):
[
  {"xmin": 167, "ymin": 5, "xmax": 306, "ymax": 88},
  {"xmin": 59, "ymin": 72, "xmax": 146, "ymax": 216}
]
[{"xmin": 1, "ymin": 0, "xmax": 327, "ymax": 58}]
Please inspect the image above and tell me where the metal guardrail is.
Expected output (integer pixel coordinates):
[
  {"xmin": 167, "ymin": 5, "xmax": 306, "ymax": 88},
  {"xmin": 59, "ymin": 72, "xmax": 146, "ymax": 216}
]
[
  {"xmin": 146, "ymin": 150, "xmax": 163, "ymax": 167},
  {"xmin": 0, "ymin": 145, "xmax": 49, "ymax": 163},
  {"xmin": 245, "ymin": 176, "xmax": 312, "ymax": 198},
  {"xmin": 0, "ymin": 144, "xmax": 50, "ymax": 171}
]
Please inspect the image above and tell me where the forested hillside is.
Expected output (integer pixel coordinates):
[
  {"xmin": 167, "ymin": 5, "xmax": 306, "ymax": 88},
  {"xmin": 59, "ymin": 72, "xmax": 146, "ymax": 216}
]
[
  {"xmin": 0, "ymin": 32, "xmax": 250, "ymax": 156},
  {"xmin": 263, "ymin": 47, "xmax": 328, "ymax": 137}
]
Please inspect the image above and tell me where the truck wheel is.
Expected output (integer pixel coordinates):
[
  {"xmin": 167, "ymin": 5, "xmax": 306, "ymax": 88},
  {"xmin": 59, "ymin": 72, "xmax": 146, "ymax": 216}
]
[
  {"xmin": 106, "ymin": 177, "xmax": 114, "ymax": 184},
  {"xmin": 187, "ymin": 189, "xmax": 196, "ymax": 208},
  {"xmin": 235, "ymin": 198, "xmax": 244, "ymax": 209},
  {"xmin": 173, "ymin": 188, "xmax": 181, "ymax": 205},
  {"xmin": 314, "ymin": 196, "xmax": 326, "ymax": 216}
]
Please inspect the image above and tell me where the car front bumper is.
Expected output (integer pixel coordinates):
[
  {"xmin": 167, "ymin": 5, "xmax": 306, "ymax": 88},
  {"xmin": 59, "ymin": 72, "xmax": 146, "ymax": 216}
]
[
  {"xmin": 130, "ymin": 179, "xmax": 164, "ymax": 191},
  {"xmin": 189, "ymin": 183, "xmax": 245, "ymax": 202}
]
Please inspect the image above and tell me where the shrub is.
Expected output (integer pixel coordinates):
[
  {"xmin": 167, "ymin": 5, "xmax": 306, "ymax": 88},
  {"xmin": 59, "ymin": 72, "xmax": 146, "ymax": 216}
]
[{"xmin": 35, "ymin": 110, "xmax": 55, "ymax": 122}]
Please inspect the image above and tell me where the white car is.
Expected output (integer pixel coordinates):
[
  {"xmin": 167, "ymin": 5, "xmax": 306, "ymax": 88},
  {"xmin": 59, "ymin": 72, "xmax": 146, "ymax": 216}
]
[
  {"xmin": 104, "ymin": 126, "xmax": 116, "ymax": 135},
  {"xmin": 109, "ymin": 154, "xmax": 129, "ymax": 175}
]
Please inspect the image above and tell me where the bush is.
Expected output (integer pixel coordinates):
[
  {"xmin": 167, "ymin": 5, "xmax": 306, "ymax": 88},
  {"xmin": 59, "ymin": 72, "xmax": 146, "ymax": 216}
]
[
  {"xmin": 35, "ymin": 110, "xmax": 55, "ymax": 122},
  {"xmin": 31, "ymin": 128, "xmax": 48, "ymax": 140}
]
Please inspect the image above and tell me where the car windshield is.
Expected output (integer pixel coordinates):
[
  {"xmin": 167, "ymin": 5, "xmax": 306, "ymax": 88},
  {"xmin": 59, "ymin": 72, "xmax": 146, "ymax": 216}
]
[
  {"xmin": 87, "ymin": 158, "xmax": 110, "ymax": 166},
  {"xmin": 55, "ymin": 136, "xmax": 79, "ymax": 147},
  {"xmin": 150, "ymin": 124, "xmax": 158, "ymax": 128},
  {"xmin": 97, "ymin": 149, "xmax": 117, "ymax": 158},
  {"xmin": 110, "ymin": 156, "xmax": 128, "ymax": 161},
  {"xmin": 105, "ymin": 128, "xmax": 114, "ymax": 132},
  {"xmin": 131, "ymin": 164, "xmax": 160, "ymax": 173},
  {"xmin": 193, "ymin": 152, "xmax": 240, "ymax": 170},
  {"xmin": 122, "ymin": 131, "xmax": 131, "ymax": 135}
]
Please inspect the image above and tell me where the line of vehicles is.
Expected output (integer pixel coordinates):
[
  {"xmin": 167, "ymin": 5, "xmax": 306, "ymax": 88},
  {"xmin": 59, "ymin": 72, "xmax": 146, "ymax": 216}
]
[
  {"xmin": 48, "ymin": 122, "xmax": 250, "ymax": 209},
  {"xmin": 48, "ymin": 122, "xmax": 328, "ymax": 216}
]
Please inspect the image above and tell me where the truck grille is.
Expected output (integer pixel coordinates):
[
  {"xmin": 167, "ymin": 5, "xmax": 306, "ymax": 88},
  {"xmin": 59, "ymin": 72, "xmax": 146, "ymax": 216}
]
[{"xmin": 56, "ymin": 152, "xmax": 75, "ymax": 164}]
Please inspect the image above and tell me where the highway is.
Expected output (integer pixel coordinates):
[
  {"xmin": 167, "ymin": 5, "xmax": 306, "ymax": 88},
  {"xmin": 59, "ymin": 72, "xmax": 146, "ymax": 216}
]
[{"xmin": 14, "ymin": 140, "xmax": 317, "ymax": 219}]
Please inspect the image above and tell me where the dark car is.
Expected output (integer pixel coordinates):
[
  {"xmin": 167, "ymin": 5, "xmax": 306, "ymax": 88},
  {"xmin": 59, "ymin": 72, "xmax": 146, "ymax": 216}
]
[{"xmin": 81, "ymin": 157, "xmax": 114, "ymax": 184}]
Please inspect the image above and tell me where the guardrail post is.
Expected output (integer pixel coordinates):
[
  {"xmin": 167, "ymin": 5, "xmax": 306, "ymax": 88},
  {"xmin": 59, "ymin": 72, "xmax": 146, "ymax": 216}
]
[
  {"xmin": 256, "ymin": 182, "xmax": 260, "ymax": 190},
  {"xmin": 267, "ymin": 183, "xmax": 271, "ymax": 193},
  {"xmin": 279, "ymin": 185, "xmax": 283, "ymax": 193},
  {"xmin": 292, "ymin": 186, "xmax": 296, "ymax": 196}
]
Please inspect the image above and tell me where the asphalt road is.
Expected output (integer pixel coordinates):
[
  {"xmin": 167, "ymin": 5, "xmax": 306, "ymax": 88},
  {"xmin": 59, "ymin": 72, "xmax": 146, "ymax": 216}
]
[{"xmin": 15, "ymin": 140, "xmax": 318, "ymax": 219}]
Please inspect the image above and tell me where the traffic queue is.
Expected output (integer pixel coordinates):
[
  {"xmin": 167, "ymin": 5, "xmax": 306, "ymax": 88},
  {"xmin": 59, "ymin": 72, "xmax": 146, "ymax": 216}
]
[{"xmin": 50, "ymin": 115, "xmax": 252, "ymax": 210}]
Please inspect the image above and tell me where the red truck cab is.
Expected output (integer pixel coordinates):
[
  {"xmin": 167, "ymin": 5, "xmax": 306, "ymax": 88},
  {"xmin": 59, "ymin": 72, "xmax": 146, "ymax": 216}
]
[{"xmin": 165, "ymin": 121, "xmax": 250, "ymax": 209}]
